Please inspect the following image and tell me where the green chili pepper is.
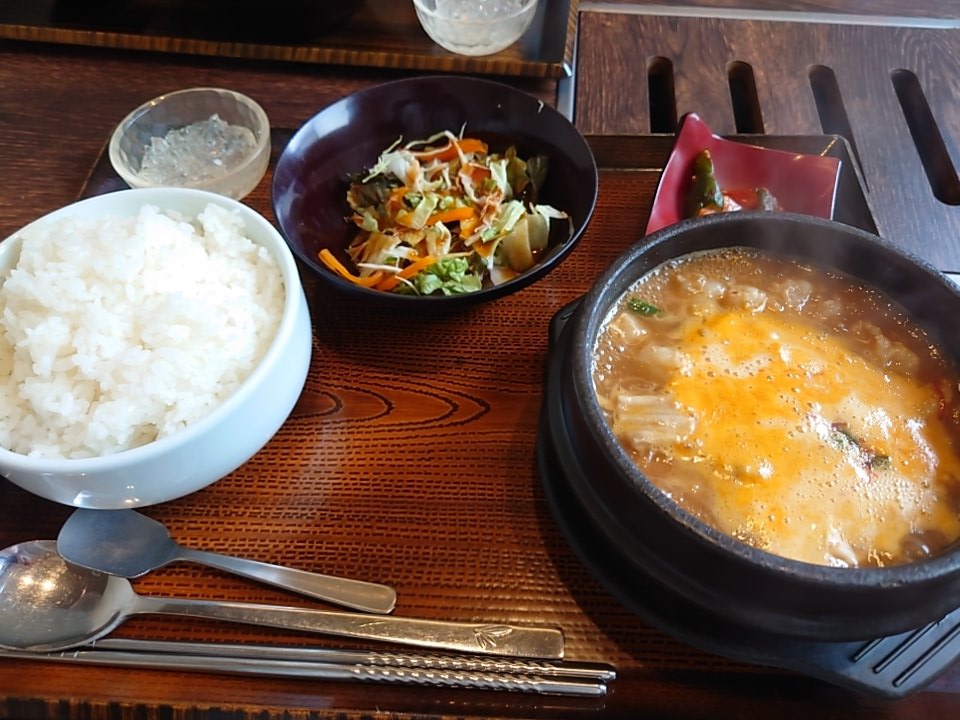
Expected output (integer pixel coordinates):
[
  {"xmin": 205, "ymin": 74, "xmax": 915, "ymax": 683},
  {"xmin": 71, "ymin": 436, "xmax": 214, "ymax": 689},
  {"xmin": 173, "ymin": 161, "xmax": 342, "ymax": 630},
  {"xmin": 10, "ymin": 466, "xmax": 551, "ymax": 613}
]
[
  {"xmin": 685, "ymin": 149, "xmax": 725, "ymax": 218},
  {"xmin": 830, "ymin": 422, "xmax": 860, "ymax": 448},
  {"xmin": 830, "ymin": 421, "xmax": 893, "ymax": 474}
]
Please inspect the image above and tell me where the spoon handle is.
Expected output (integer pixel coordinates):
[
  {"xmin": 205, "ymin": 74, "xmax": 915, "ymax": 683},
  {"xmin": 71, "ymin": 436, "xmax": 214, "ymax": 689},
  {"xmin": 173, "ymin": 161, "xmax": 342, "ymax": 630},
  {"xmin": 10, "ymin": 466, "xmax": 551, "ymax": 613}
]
[
  {"xmin": 178, "ymin": 547, "xmax": 397, "ymax": 614},
  {"xmin": 130, "ymin": 595, "xmax": 565, "ymax": 659}
]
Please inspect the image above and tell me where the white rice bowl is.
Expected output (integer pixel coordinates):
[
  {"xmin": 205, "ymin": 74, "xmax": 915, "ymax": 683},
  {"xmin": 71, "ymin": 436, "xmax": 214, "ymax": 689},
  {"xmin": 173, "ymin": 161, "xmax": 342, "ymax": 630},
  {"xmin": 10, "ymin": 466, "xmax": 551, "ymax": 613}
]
[{"xmin": 0, "ymin": 188, "xmax": 312, "ymax": 508}]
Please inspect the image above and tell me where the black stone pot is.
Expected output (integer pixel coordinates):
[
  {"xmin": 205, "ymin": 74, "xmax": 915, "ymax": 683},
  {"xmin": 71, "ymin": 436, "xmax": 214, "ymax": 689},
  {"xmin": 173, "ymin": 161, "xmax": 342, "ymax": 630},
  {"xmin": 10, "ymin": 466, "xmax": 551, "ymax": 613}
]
[{"xmin": 546, "ymin": 211, "xmax": 960, "ymax": 641}]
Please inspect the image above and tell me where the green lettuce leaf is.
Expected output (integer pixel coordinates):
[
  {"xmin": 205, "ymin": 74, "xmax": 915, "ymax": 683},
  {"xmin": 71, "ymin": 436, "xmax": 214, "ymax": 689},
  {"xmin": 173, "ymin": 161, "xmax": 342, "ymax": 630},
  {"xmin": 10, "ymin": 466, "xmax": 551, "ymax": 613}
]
[{"xmin": 403, "ymin": 257, "xmax": 483, "ymax": 296}]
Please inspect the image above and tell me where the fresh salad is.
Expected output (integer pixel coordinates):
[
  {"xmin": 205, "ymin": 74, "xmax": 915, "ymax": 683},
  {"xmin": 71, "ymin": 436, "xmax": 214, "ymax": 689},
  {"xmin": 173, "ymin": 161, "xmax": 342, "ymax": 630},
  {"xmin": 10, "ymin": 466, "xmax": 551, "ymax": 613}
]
[{"xmin": 320, "ymin": 130, "xmax": 570, "ymax": 295}]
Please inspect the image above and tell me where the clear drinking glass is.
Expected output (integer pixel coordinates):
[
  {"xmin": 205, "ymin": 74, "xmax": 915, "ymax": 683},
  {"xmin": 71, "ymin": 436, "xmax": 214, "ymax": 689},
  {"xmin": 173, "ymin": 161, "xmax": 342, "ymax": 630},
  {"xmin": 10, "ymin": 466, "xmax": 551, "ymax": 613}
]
[{"xmin": 412, "ymin": 0, "xmax": 539, "ymax": 57}]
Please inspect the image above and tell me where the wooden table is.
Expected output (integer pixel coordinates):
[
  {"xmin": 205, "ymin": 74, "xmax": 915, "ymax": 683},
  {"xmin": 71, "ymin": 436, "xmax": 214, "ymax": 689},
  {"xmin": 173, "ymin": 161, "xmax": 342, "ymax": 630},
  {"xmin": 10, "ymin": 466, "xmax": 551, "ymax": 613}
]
[
  {"xmin": 2, "ymin": 2, "xmax": 960, "ymax": 718},
  {"xmin": 575, "ymin": 2, "xmax": 960, "ymax": 269}
]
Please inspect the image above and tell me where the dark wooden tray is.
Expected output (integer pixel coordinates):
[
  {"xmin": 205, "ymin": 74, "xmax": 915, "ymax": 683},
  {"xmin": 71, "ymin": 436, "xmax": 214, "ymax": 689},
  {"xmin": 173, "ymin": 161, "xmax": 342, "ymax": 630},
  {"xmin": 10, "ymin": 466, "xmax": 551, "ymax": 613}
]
[
  {"xmin": 585, "ymin": 132, "xmax": 878, "ymax": 234},
  {"xmin": 81, "ymin": 130, "xmax": 874, "ymax": 225},
  {"xmin": 0, "ymin": 0, "xmax": 576, "ymax": 78},
  {"xmin": 6, "ymin": 131, "xmax": 960, "ymax": 720}
]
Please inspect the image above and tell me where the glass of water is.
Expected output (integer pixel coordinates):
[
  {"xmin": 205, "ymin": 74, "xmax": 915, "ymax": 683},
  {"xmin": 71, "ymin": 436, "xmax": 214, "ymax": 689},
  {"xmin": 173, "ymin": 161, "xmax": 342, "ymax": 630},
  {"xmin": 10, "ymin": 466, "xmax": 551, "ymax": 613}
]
[{"xmin": 413, "ymin": 0, "xmax": 539, "ymax": 57}]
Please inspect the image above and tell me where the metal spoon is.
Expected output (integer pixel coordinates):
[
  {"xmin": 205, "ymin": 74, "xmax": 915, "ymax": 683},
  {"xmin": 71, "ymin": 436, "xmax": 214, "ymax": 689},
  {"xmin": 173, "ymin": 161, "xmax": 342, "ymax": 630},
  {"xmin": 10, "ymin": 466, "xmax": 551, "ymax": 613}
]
[
  {"xmin": 57, "ymin": 509, "xmax": 396, "ymax": 614},
  {"xmin": 0, "ymin": 541, "xmax": 565, "ymax": 659}
]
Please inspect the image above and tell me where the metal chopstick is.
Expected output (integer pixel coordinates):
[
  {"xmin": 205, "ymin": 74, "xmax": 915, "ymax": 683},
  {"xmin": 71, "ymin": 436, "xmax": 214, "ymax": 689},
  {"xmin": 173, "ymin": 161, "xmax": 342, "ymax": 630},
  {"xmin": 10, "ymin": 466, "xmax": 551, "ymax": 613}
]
[
  {"xmin": 0, "ymin": 647, "xmax": 608, "ymax": 697},
  {"xmin": 91, "ymin": 637, "xmax": 617, "ymax": 681}
]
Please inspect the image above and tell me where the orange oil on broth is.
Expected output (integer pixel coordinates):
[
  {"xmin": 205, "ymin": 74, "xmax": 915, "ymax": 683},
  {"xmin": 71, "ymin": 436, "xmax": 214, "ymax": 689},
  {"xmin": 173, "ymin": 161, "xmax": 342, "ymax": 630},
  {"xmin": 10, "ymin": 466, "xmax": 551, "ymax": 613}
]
[{"xmin": 593, "ymin": 248, "xmax": 960, "ymax": 567}]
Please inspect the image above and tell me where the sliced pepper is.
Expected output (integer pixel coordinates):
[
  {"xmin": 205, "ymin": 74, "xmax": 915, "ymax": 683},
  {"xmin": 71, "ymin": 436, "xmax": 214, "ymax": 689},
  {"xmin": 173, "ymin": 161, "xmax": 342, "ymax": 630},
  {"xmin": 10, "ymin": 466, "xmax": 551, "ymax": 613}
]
[
  {"xmin": 411, "ymin": 138, "xmax": 488, "ymax": 163},
  {"xmin": 375, "ymin": 255, "xmax": 438, "ymax": 292},
  {"xmin": 685, "ymin": 149, "xmax": 725, "ymax": 218},
  {"xmin": 319, "ymin": 248, "xmax": 383, "ymax": 288},
  {"xmin": 426, "ymin": 206, "xmax": 477, "ymax": 227}
]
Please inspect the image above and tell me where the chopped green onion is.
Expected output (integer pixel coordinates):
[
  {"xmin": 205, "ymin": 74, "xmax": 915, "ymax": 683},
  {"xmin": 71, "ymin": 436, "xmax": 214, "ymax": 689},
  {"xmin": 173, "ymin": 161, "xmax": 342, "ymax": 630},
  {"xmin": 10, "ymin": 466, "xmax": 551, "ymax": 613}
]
[
  {"xmin": 830, "ymin": 423, "xmax": 860, "ymax": 448},
  {"xmin": 628, "ymin": 298, "xmax": 661, "ymax": 316}
]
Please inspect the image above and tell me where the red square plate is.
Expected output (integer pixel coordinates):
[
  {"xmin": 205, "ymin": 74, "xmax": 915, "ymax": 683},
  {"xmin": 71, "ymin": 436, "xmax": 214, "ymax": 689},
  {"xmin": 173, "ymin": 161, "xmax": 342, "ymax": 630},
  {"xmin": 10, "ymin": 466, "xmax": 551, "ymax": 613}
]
[{"xmin": 646, "ymin": 113, "xmax": 842, "ymax": 234}]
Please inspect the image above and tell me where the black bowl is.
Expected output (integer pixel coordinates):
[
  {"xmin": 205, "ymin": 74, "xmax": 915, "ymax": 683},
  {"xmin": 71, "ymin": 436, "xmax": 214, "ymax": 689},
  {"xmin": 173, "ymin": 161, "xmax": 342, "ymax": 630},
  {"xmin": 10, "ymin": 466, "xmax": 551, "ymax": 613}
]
[
  {"xmin": 271, "ymin": 75, "xmax": 598, "ymax": 308},
  {"xmin": 546, "ymin": 211, "xmax": 960, "ymax": 641}
]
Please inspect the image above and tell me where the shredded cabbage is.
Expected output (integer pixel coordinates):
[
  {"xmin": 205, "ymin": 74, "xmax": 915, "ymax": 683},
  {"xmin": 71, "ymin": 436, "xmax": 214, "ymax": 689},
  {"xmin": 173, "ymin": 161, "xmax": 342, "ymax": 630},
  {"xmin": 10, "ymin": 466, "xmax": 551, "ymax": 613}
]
[{"xmin": 341, "ymin": 130, "xmax": 571, "ymax": 295}]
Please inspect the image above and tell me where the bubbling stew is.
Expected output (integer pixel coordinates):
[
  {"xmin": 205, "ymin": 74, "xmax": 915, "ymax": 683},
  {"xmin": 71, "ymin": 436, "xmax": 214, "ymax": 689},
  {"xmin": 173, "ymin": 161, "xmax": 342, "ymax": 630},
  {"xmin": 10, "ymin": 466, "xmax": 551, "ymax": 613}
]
[{"xmin": 592, "ymin": 247, "xmax": 960, "ymax": 567}]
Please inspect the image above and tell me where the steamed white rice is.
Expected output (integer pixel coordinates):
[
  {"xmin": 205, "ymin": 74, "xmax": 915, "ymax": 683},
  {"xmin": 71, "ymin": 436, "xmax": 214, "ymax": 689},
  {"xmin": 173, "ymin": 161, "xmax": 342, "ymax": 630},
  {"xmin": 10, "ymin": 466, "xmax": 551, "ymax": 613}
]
[{"xmin": 0, "ymin": 203, "xmax": 284, "ymax": 459}]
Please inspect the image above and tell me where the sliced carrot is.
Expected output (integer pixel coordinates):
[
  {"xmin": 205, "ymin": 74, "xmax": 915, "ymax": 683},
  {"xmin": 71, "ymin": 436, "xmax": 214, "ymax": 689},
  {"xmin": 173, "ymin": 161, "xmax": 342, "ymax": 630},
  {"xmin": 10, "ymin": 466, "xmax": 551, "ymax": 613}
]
[
  {"xmin": 385, "ymin": 185, "xmax": 409, "ymax": 215},
  {"xmin": 426, "ymin": 206, "xmax": 476, "ymax": 226},
  {"xmin": 375, "ymin": 255, "xmax": 437, "ymax": 292},
  {"xmin": 412, "ymin": 138, "xmax": 488, "ymax": 163},
  {"xmin": 464, "ymin": 163, "xmax": 491, "ymax": 183},
  {"xmin": 319, "ymin": 248, "xmax": 383, "ymax": 288}
]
